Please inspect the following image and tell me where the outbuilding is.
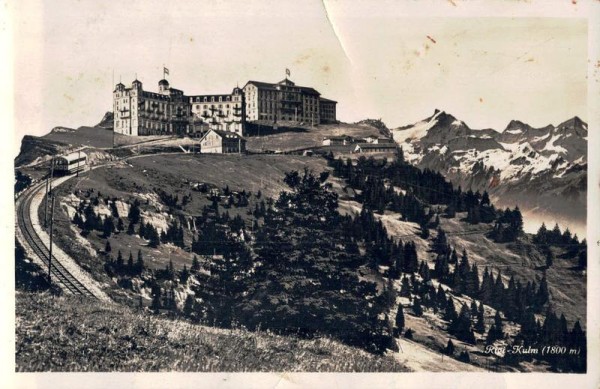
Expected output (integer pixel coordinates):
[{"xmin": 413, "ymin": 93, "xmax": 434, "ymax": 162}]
[{"xmin": 199, "ymin": 129, "xmax": 246, "ymax": 154}]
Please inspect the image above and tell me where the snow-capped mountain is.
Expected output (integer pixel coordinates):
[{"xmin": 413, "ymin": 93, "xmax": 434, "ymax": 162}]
[{"xmin": 392, "ymin": 110, "xmax": 587, "ymax": 233}]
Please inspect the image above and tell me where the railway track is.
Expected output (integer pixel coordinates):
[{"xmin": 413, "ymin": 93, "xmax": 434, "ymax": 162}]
[{"xmin": 17, "ymin": 179, "xmax": 98, "ymax": 298}]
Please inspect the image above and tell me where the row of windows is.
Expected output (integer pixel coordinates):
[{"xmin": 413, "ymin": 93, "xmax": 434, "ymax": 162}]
[
  {"xmin": 193, "ymin": 103, "xmax": 239, "ymax": 110},
  {"xmin": 191, "ymin": 95, "xmax": 240, "ymax": 103}
]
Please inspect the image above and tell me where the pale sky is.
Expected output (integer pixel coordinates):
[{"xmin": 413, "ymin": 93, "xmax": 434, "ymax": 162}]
[{"xmin": 11, "ymin": 0, "xmax": 589, "ymax": 155}]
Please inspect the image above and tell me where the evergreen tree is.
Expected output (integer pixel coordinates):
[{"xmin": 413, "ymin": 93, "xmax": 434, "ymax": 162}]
[
  {"xmin": 545, "ymin": 249, "xmax": 554, "ymax": 268},
  {"xmin": 183, "ymin": 294, "xmax": 195, "ymax": 317},
  {"xmin": 394, "ymin": 304, "xmax": 405, "ymax": 337},
  {"xmin": 128, "ymin": 199, "xmax": 141, "ymax": 225},
  {"xmin": 127, "ymin": 221, "xmax": 135, "ymax": 235},
  {"xmin": 243, "ymin": 169, "xmax": 394, "ymax": 353},
  {"xmin": 135, "ymin": 249, "xmax": 144, "ymax": 275},
  {"xmin": 138, "ymin": 222, "xmax": 146, "ymax": 238},
  {"xmin": 127, "ymin": 251, "xmax": 134, "ymax": 273},
  {"xmin": 117, "ymin": 218, "xmax": 124, "ymax": 232},
  {"xmin": 116, "ymin": 250, "xmax": 124, "ymax": 269},
  {"xmin": 535, "ymin": 275, "xmax": 549, "ymax": 310},
  {"xmin": 451, "ymin": 304, "xmax": 476, "ymax": 344},
  {"xmin": 148, "ymin": 225, "xmax": 161, "ymax": 248},
  {"xmin": 399, "ymin": 276, "xmax": 411, "ymax": 297},
  {"xmin": 445, "ymin": 339, "xmax": 455, "ymax": 356},
  {"xmin": 180, "ymin": 264, "xmax": 190, "ymax": 283},
  {"xmin": 191, "ymin": 255, "xmax": 200, "ymax": 273},
  {"xmin": 150, "ymin": 284, "xmax": 162, "ymax": 313},
  {"xmin": 577, "ymin": 247, "xmax": 587, "ymax": 269},
  {"xmin": 104, "ymin": 240, "xmax": 112, "ymax": 253},
  {"xmin": 412, "ymin": 299, "xmax": 424, "ymax": 316},
  {"xmin": 102, "ymin": 217, "xmax": 115, "ymax": 238},
  {"xmin": 475, "ymin": 303, "xmax": 485, "ymax": 333}
]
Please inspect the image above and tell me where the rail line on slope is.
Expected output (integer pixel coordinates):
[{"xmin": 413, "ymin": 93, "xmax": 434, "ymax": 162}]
[{"xmin": 17, "ymin": 180, "xmax": 98, "ymax": 298}]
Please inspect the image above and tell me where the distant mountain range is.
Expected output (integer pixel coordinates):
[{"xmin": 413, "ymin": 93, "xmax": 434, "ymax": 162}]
[{"xmin": 391, "ymin": 110, "xmax": 587, "ymax": 233}]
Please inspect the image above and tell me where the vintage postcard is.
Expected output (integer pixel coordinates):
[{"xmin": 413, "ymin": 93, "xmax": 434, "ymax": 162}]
[{"xmin": 4, "ymin": 0, "xmax": 600, "ymax": 387}]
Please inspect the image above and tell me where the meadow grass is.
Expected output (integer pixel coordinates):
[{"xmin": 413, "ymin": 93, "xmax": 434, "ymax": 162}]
[{"xmin": 15, "ymin": 291, "xmax": 407, "ymax": 372}]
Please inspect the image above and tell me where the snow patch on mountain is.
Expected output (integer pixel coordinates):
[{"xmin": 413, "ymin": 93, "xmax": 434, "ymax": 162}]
[{"xmin": 393, "ymin": 110, "xmax": 442, "ymax": 144}]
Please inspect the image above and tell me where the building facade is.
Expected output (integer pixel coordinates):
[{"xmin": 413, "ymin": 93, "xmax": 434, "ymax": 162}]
[
  {"xmin": 199, "ymin": 129, "xmax": 246, "ymax": 154},
  {"xmin": 189, "ymin": 87, "xmax": 245, "ymax": 136},
  {"xmin": 354, "ymin": 143, "xmax": 397, "ymax": 153},
  {"xmin": 114, "ymin": 76, "xmax": 337, "ymax": 136},
  {"xmin": 243, "ymin": 78, "xmax": 336, "ymax": 126},
  {"xmin": 113, "ymin": 79, "xmax": 192, "ymax": 136},
  {"xmin": 319, "ymin": 97, "xmax": 337, "ymax": 124}
]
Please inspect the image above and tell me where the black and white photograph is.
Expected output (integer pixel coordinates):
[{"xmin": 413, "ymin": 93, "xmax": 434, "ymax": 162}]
[{"xmin": 4, "ymin": 0, "xmax": 600, "ymax": 387}]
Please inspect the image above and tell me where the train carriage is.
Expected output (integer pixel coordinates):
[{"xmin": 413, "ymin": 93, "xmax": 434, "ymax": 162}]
[{"xmin": 54, "ymin": 152, "xmax": 87, "ymax": 175}]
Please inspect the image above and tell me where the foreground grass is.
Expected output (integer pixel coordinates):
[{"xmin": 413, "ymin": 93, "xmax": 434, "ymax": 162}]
[{"xmin": 15, "ymin": 292, "xmax": 407, "ymax": 372}]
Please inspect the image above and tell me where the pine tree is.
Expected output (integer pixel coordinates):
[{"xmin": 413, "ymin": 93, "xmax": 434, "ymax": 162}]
[
  {"xmin": 180, "ymin": 264, "xmax": 190, "ymax": 283},
  {"xmin": 411, "ymin": 298, "xmax": 423, "ymax": 316},
  {"xmin": 578, "ymin": 248, "xmax": 587, "ymax": 269},
  {"xmin": 135, "ymin": 249, "xmax": 144, "ymax": 275},
  {"xmin": 128, "ymin": 199, "xmax": 141, "ymax": 225},
  {"xmin": 102, "ymin": 217, "xmax": 115, "ymax": 238},
  {"xmin": 127, "ymin": 251, "xmax": 134, "ymax": 273},
  {"xmin": 445, "ymin": 339, "xmax": 455, "ymax": 355},
  {"xmin": 104, "ymin": 240, "xmax": 112, "ymax": 253},
  {"xmin": 117, "ymin": 218, "xmax": 124, "ymax": 232},
  {"xmin": 535, "ymin": 274, "xmax": 549, "ymax": 310},
  {"xmin": 394, "ymin": 304, "xmax": 405, "ymax": 337},
  {"xmin": 451, "ymin": 304, "xmax": 476, "ymax": 344},
  {"xmin": 116, "ymin": 250, "xmax": 124, "ymax": 269},
  {"xmin": 534, "ymin": 222, "xmax": 548, "ymax": 244},
  {"xmin": 183, "ymin": 294, "xmax": 195, "ymax": 317},
  {"xmin": 138, "ymin": 222, "xmax": 146, "ymax": 238},
  {"xmin": 149, "ymin": 225, "xmax": 161, "ymax": 248},
  {"xmin": 191, "ymin": 255, "xmax": 200, "ymax": 273},
  {"xmin": 475, "ymin": 303, "xmax": 485, "ymax": 333},
  {"xmin": 400, "ymin": 276, "xmax": 411, "ymax": 297},
  {"xmin": 127, "ymin": 221, "xmax": 135, "ymax": 235},
  {"xmin": 150, "ymin": 284, "xmax": 162, "ymax": 313}
]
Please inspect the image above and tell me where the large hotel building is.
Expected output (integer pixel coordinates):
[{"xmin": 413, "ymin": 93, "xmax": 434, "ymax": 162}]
[{"xmin": 113, "ymin": 76, "xmax": 337, "ymax": 137}]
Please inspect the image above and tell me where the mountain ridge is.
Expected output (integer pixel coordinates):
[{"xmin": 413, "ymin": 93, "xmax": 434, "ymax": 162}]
[{"xmin": 391, "ymin": 110, "xmax": 587, "ymax": 234}]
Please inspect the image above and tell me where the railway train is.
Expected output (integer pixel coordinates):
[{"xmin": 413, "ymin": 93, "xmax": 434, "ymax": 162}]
[{"xmin": 53, "ymin": 151, "xmax": 87, "ymax": 175}]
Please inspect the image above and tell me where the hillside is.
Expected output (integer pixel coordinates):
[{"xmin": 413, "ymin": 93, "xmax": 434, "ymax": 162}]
[
  {"xmin": 245, "ymin": 122, "xmax": 385, "ymax": 152},
  {"xmin": 15, "ymin": 291, "xmax": 405, "ymax": 372},
  {"xmin": 15, "ymin": 119, "xmax": 587, "ymax": 373}
]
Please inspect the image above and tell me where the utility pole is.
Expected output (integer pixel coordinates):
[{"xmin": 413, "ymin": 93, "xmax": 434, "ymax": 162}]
[
  {"xmin": 44, "ymin": 168, "xmax": 50, "ymax": 228},
  {"xmin": 47, "ymin": 193, "xmax": 55, "ymax": 284},
  {"xmin": 77, "ymin": 149, "xmax": 81, "ymax": 177},
  {"xmin": 45, "ymin": 157, "xmax": 55, "ymax": 228}
]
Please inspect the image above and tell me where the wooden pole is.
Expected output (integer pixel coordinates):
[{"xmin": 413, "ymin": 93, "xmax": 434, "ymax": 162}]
[
  {"xmin": 45, "ymin": 157, "xmax": 55, "ymax": 228},
  {"xmin": 48, "ymin": 194, "xmax": 55, "ymax": 284},
  {"xmin": 44, "ymin": 168, "xmax": 50, "ymax": 228}
]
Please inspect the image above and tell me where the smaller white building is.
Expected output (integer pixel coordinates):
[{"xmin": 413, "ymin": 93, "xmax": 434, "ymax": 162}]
[
  {"xmin": 363, "ymin": 135, "xmax": 393, "ymax": 144},
  {"xmin": 354, "ymin": 143, "xmax": 397, "ymax": 153},
  {"xmin": 199, "ymin": 129, "xmax": 246, "ymax": 154},
  {"xmin": 322, "ymin": 135, "xmax": 354, "ymax": 146}
]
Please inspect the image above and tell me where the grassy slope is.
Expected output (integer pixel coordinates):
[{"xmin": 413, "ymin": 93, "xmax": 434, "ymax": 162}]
[
  {"xmin": 43, "ymin": 126, "xmax": 174, "ymax": 148},
  {"xmin": 46, "ymin": 154, "xmax": 332, "ymax": 302},
  {"xmin": 245, "ymin": 123, "xmax": 384, "ymax": 152},
  {"xmin": 15, "ymin": 292, "xmax": 406, "ymax": 372},
  {"xmin": 439, "ymin": 214, "xmax": 586, "ymax": 328}
]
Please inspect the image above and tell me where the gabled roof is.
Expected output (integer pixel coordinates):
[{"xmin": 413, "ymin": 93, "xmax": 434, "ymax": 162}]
[
  {"xmin": 244, "ymin": 81, "xmax": 278, "ymax": 90},
  {"xmin": 243, "ymin": 80, "xmax": 321, "ymax": 95},
  {"xmin": 199, "ymin": 128, "xmax": 246, "ymax": 143}
]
